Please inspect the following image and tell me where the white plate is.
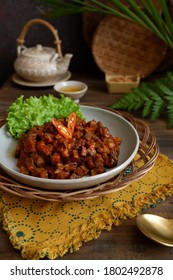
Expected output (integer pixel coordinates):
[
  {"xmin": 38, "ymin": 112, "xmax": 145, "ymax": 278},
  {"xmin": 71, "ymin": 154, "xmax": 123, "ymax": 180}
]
[
  {"xmin": 12, "ymin": 71, "xmax": 71, "ymax": 87},
  {"xmin": 0, "ymin": 106, "xmax": 139, "ymax": 190}
]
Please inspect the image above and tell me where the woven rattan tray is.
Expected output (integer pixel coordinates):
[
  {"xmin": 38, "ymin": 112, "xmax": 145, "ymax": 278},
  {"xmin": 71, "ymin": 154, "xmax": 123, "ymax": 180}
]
[
  {"xmin": 83, "ymin": 0, "xmax": 161, "ymax": 47},
  {"xmin": 91, "ymin": 15, "xmax": 167, "ymax": 78},
  {"xmin": 0, "ymin": 108, "xmax": 159, "ymax": 201}
]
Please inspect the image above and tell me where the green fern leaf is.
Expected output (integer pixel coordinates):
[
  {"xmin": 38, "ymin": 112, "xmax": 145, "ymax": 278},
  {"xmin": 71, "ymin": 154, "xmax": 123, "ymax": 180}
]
[
  {"xmin": 142, "ymin": 99, "xmax": 154, "ymax": 117},
  {"xmin": 133, "ymin": 84, "xmax": 153, "ymax": 117},
  {"xmin": 167, "ymin": 102, "xmax": 173, "ymax": 128},
  {"xmin": 166, "ymin": 71, "xmax": 173, "ymax": 82},
  {"xmin": 164, "ymin": 89, "xmax": 173, "ymax": 128},
  {"xmin": 164, "ymin": 95, "xmax": 173, "ymax": 102},
  {"xmin": 154, "ymin": 80, "xmax": 173, "ymax": 97},
  {"xmin": 159, "ymin": 76, "xmax": 173, "ymax": 93},
  {"xmin": 139, "ymin": 84, "xmax": 165, "ymax": 120},
  {"xmin": 110, "ymin": 71, "xmax": 173, "ymax": 127},
  {"xmin": 110, "ymin": 89, "xmax": 142, "ymax": 111},
  {"xmin": 112, "ymin": 85, "xmax": 154, "ymax": 112},
  {"xmin": 142, "ymin": 85, "xmax": 164, "ymax": 121},
  {"xmin": 151, "ymin": 99, "xmax": 164, "ymax": 121}
]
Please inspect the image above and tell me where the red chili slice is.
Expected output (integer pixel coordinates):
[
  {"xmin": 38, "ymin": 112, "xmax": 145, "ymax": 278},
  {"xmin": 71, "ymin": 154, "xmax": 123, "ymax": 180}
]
[
  {"xmin": 67, "ymin": 112, "xmax": 77, "ymax": 133},
  {"xmin": 52, "ymin": 118, "xmax": 72, "ymax": 140}
]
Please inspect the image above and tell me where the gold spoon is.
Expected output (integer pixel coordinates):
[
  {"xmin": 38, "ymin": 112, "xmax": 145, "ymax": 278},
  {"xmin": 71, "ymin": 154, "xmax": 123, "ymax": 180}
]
[{"xmin": 136, "ymin": 214, "xmax": 173, "ymax": 247}]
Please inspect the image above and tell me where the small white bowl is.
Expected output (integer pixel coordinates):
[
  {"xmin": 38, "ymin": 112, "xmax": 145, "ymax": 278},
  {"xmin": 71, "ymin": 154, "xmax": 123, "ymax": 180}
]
[{"xmin": 54, "ymin": 80, "xmax": 88, "ymax": 103}]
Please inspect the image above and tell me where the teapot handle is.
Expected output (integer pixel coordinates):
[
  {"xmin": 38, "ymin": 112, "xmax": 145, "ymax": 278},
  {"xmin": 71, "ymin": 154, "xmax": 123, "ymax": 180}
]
[
  {"xmin": 16, "ymin": 18, "xmax": 62, "ymax": 58},
  {"xmin": 17, "ymin": 45, "xmax": 27, "ymax": 56}
]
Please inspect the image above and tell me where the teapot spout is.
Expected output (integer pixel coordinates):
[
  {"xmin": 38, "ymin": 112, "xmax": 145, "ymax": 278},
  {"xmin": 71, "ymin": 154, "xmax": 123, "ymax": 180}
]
[{"xmin": 57, "ymin": 53, "xmax": 73, "ymax": 74}]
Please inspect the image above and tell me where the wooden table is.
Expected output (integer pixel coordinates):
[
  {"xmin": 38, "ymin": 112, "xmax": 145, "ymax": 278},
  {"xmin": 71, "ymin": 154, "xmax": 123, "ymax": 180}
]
[{"xmin": 0, "ymin": 73, "xmax": 173, "ymax": 260}]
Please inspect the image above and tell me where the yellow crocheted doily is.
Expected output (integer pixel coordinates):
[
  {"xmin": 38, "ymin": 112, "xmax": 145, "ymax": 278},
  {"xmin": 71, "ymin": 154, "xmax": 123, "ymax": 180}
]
[{"xmin": 0, "ymin": 154, "xmax": 173, "ymax": 260}]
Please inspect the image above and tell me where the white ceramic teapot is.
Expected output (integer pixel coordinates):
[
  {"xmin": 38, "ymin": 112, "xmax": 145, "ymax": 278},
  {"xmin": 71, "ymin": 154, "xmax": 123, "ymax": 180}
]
[{"xmin": 14, "ymin": 19, "xmax": 73, "ymax": 83}]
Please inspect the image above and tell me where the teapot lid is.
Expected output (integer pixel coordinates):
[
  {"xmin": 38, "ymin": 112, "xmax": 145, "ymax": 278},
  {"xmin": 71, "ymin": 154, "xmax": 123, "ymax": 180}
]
[{"xmin": 22, "ymin": 44, "xmax": 56, "ymax": 58}]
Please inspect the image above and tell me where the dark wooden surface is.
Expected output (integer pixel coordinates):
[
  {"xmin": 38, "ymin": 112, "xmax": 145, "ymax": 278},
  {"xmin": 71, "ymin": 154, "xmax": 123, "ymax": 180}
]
[{"xmin": 0, "ymin": 73, "xmax": 173, "ymax": 260}]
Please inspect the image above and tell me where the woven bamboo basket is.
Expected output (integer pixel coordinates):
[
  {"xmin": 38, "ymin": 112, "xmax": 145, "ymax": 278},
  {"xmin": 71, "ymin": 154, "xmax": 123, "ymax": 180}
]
[
  {"xmin": 0, "ymin": 108, "xmax": 159, "ymax": 202},
  {"xmin": 92, "ymin": 15, "xmax": 167, "ymax": 78},
  {"xmin": 83, "ymin": 0, "xmax": 173, "ymax": 75},
  {"xmin": 83, "ymin": 0, "xmax": 162, "ymax": 48}
]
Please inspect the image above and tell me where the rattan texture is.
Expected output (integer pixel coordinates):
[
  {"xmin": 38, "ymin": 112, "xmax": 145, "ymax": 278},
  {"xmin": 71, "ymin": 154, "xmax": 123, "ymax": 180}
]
[
  {"xmin": 92, "ymin": 15, "xmax": 167, "ymax": 78},
  {"xmin": 83, "ymin": 0, "xmax": 171, "ymax": 73},
  {"xmin": 83, "ymin": 0, "xmax": 155, "ymax": 47},
  {"xmin": 0, "ymin": 108, "xmax": 159, "ymax": 201}
]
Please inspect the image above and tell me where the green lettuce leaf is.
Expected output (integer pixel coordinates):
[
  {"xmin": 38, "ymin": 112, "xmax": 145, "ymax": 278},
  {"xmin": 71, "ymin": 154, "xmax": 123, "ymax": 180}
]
[{"xmin": 6, "ymin": 94, "xmax": 84, "ymax": 139}]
